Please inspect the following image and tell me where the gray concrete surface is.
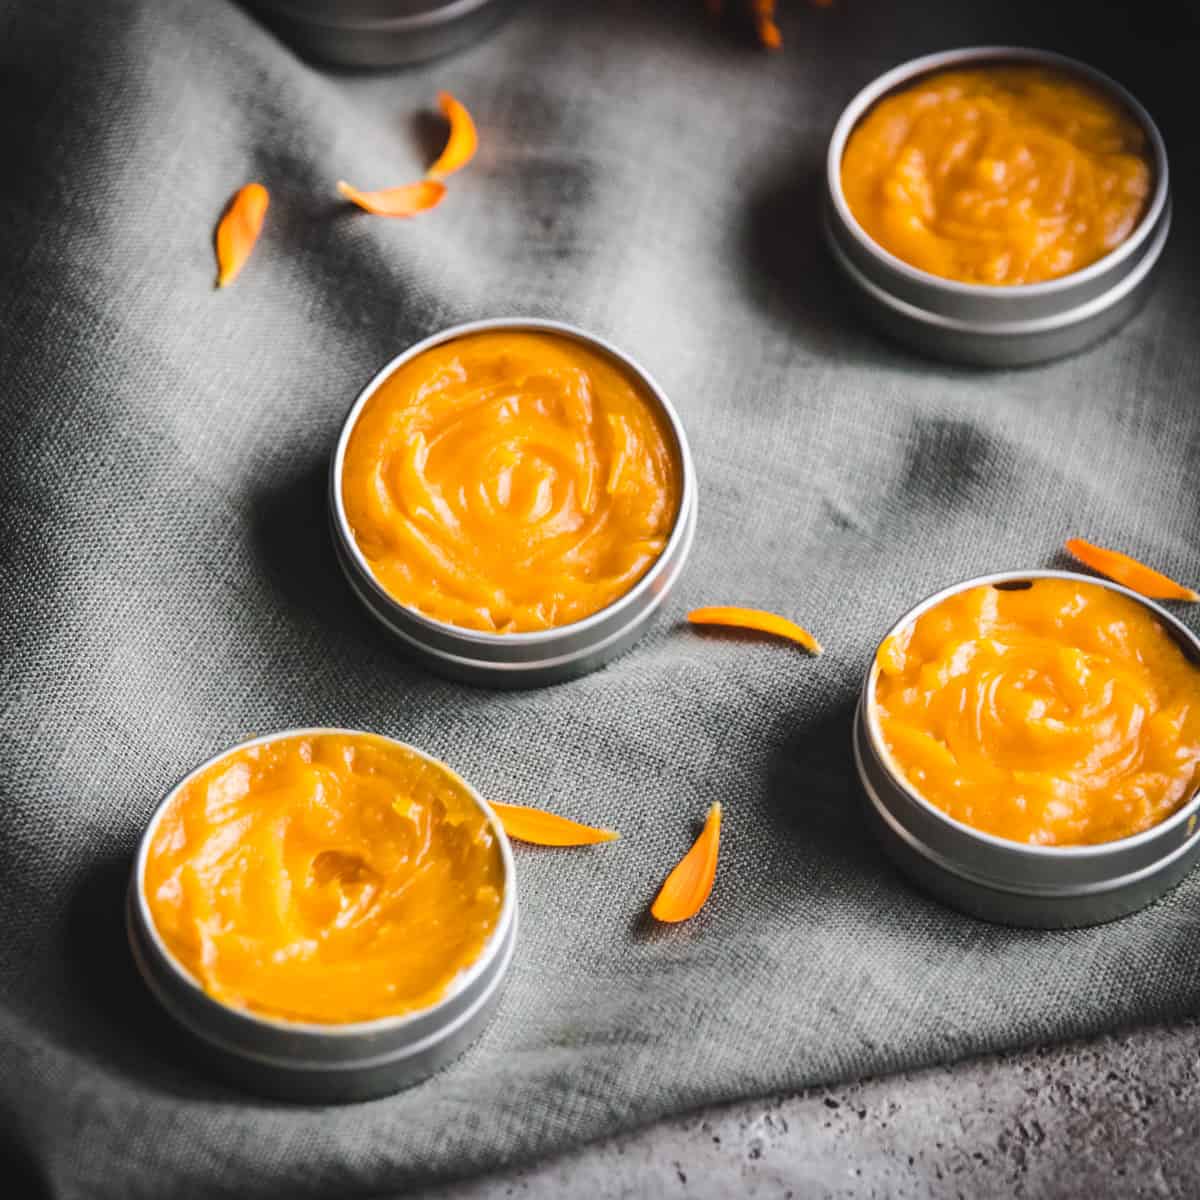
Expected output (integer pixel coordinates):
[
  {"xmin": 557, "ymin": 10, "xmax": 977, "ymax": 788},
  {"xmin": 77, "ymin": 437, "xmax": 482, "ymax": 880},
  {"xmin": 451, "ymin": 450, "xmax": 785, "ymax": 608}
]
[{"xmin": 432, "ymin": 1020, "xmax": 1200, "ymax": 1198}]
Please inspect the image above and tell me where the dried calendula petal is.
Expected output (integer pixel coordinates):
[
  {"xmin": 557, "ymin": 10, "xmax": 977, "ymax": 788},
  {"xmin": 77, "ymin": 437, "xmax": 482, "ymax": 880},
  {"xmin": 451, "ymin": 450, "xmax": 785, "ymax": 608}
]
[
  {"xmin": 651, "ymin": 802, "xmax": 721, "ymax": 924},
  {"xmin": 687, "ymin": 606, "xmax": 823, "ymax": 653},
  {"xmin": 489, "ymin": 801, "xmax": 619, "ymax": 847},
  {"xmin": 337, "ymin": 178, "xmax": 446, "ymax": 218},
  {"xmin": 1065, "ymin": 538, "xmax": 1199, "ymax": 603},
  {"xmin": 214, "ymin": 182, "xmax": 269, "ymax": 288},
  {"xmin": 427, "ymin": 91, "xmax": 477, "ymax": 180},
  {"xmin": 752, "ymin": 0, "xmax": 783, "ymax": 48}
]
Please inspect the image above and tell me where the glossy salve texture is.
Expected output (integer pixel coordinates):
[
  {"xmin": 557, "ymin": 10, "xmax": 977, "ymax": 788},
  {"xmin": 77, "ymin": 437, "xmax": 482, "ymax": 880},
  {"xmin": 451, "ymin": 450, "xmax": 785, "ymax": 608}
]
[
  {"xmin": 342, "ymin": 330, "xmax": 682, "ymax": 633},
  {"xmin": 841, "ymin": 66, "xmax": 1152, "ymax": 285},
  {"xmin": 874, "ymin": 580, "xmax": 1200, "ymax": 846},
  {"xmin": 143, "ymin": 732, "xmax": 504, "ymax": 1024}
]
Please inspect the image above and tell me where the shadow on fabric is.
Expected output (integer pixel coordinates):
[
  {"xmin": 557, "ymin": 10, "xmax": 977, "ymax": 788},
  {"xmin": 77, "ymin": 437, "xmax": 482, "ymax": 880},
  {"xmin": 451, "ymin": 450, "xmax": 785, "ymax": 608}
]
[
  {"xmin": 759, "ymin": 695, "xmax": 1031, "ymax": 945},
  {"xmin": 762, "ymin": 694, "xmax": 908, "ymax": 897},
  {"xmin": 249, "ymin": 456, "xmax": 567, "ymax": 712},
  {"xmin": 739, "ymin": 151, "xmax": 895, "ymax": 365},
  {"xmin": 250, "ymin": 455, "xmax": 408, "ymax": 660},
  {"xmin": 63, "ymin": 853, "xmax": 239, "ymax": 1103}
]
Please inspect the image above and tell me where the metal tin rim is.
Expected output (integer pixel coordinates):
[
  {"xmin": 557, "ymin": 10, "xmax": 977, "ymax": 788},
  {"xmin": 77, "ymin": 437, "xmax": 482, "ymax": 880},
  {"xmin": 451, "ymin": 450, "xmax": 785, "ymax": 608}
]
[
  {"xmin": 246, "ymin": 0, "xmax": 502, "ymax": 34},
  {"xmin": 823, "ymin": 197, "xmax": 1171, "ymax": 340},
  {"xmin": 862, "ymin": 569, "xmax": 1200, "ymax": 860},
  {"xmin": 127, "ymin": 893, "xmax": 517, "ymax": 1071},
  {"xmin": 826, "ymin": 46, "xmax": 1171, "ymax": 302},
  {"xmin": 329, "ymin": 317, "xmax": 698, "ymax": 651},
  {"xmin": 330, "ymin": 502, "xmax": 696, "ymax": 676},
  {"xmin": 854, "ymin": 716, "xmax": 1200, "ymax": 898},
  {"xmin": 129, "ymin": 727, "xmax": 517, "ymax": 1040}
]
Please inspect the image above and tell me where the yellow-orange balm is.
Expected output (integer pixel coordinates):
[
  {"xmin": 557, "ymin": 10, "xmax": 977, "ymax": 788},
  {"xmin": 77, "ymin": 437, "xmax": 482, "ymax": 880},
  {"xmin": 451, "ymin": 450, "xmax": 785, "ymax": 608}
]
[
  {"xmin": 341, "ymin": 331, "xmax": 682, "ymax": 633},
  {"xmin": 144, "ymin": 733, "xmax": 504, "ymax": 1025},
  {"xmin": 841, "ymin": 67, "xmax": 1152, "ymax": 285},
  {"xmin": 874, "ymin": 580, "xmax": 1200, "ymax": 846}
]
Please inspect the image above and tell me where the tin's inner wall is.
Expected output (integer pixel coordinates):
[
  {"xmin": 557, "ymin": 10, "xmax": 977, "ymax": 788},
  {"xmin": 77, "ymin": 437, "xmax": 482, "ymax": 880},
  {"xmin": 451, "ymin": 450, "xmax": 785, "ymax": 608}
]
[{"xmin": 871, "ymin": 577, "xmax": 1200, "ymax": 847}]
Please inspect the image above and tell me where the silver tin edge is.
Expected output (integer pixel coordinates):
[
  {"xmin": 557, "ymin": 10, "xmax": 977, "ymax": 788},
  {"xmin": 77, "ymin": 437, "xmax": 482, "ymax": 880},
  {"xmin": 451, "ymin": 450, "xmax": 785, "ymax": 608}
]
[
  {"xmin": 823, "ymin": 199, "xmax": 1171, "ymax": 367},
  {"xmin": 856, "ymin": 569, "xmax": 1200, "ymax": 927},
  {"xmin": 241, "ymin": 0, "xmax": 516, "ymax": 69},
  {"xmin": 330, "ymin": 499, "xmax": 697, "ymax": 683},
  {"xmin": 824, "ymin": 47, "xmax": 1172, "ymax": 365},
  {"xmin": 824, "ymin": 198, "xmax": 1171, "ymax": 341},
  {"xmin": 128, "ymin": 728, "xmax": 518, "ymax": 1101},
  {"xmin": 329, "ymin": 318, "xmax": 698, "ymax": 687},
  {"xmin": 247, "ymin": 0, "xmax": 502, "ymax": 26}
]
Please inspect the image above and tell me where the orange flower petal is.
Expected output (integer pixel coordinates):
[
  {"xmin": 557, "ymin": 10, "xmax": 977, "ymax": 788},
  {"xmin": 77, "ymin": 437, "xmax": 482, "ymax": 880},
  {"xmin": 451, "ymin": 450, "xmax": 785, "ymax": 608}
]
[
  {"xmin": 489, "ymin": 801, "xmax": 619, "ymax": 847},
  {"xmin": 756, "ymin": 18, "xmax": 782, "ymax": 48},
  {"xmin": 215, "ymin": 182, "xmax": 269, "ymax": 288},
  {"xmin": 753, "ymin": 0, "xmax": 782, "ymax": 48},
  {"xmin": 687, "ymin": 606, "xmax": 823, "ymax": 653},
  {"xmin": 1065, "ymin": 538, "xmax": 1199, "ymax": 603},
  {"xmin": 427, "ymin": 91, "xmax": 477, "ymax": 180},
  {"xmin": 337, "ymin": 178, "xmax": 446, "ymax": 217},
  {"xmin": 651, "ymin": 803, "xmax": 721, "ymax": 924}
]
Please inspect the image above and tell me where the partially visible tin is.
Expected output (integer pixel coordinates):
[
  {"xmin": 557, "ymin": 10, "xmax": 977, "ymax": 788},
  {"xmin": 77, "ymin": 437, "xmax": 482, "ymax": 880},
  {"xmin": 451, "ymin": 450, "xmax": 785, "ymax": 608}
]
[
  {"xmin": 241, "ymin": 0, "xmax": 516, "ymax": 68},
  {"xmin": 330, "ymin": 318, "xmax": 698, "ymax": 688},
  {"xmin": 854, "ymin": 570, "xmax": 1200, "ymax": 928},
  {"xmin": 127, "ymin": 729, "xmax": 517, "ymax": 1103},
  {"xmin": 825, "ymin": 47, "xmax": 1172, "ymax": 367}
]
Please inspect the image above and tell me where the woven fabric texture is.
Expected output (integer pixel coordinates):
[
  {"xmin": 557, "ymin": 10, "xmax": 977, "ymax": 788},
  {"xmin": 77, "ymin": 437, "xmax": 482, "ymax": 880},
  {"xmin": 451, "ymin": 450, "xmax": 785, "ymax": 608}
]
[{"xmin": 1, "ymin": 1, "xmax": 1198, "ymax": 1196}]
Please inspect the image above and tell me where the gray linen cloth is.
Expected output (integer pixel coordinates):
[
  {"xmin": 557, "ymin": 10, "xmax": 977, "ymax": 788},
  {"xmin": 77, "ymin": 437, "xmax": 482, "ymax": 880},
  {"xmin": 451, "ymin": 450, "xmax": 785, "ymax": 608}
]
[{"xmin": 2, "ymin": 0, "xmax": 1198, "ymax": 1195}]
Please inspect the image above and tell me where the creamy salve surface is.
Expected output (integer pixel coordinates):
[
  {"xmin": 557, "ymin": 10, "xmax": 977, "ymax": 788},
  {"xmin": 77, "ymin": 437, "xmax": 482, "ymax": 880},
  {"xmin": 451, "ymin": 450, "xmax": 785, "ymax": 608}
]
[
  {"xmin": 341, "ymin": 330, "xmax": 682, "ymax": 633},
  {"xmin": 841, "ymin": 66, "xmax": 1152, "ymax": 285},
  {"xmin": 144, "ymin": 733, "xmax": 504, "ymax": 1025},
  {"xmin": 874, "ymin": 580, "xmax": 1200, "ymax": 846}
]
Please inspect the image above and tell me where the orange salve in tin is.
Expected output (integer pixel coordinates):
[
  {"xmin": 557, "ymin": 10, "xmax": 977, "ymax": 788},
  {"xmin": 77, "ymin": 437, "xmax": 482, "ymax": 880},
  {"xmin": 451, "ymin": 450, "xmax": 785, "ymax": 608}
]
[
  {"xmin": 144, "ymin": 732, "xmax": 504, "ymax": 1025},
  {"xmin": 341, "ymin": 330, "xmax": 682, "ymax": 633},
  {"xmin": 841, "ymin": 66, "xmax": 1152, "ymax": 285},
  {"xmin": 875, "ymin": 579, "xmax": 1200, "ymax": 846}
]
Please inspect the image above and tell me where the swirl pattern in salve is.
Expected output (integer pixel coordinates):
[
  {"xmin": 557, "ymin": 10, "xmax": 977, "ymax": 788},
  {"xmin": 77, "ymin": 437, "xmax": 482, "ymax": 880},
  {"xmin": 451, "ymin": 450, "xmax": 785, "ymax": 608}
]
[
  {"xmin": 144, "ymin": 732, "xmax": 504, "ymax": 1024},
  {"xmin": 841, "ymin": 67, "xmax": 1152, "ymax": 285},
  {"xmin": 342, "ymin": 331, "xmax": 682, "ymax": 633},
  {"xmin": 874, "ymin": 579, "xmax": 1200, "ymax": 845}
]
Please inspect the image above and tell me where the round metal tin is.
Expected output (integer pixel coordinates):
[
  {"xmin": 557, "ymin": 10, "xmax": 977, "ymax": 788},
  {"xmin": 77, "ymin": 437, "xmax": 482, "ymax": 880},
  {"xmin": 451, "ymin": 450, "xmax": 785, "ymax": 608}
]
[
  {"xmin": 127, "ymin": 729, "xmax": 517, "ymax": 1103},
  {"xmin": 855, "ymin": 570, "xmax": 1200, "ymax": 928},
  {"xmin": 329, "ymin": 318, "xmax": 698, "ymax": 688},
  {"xmin": 825, "ymin": 47, "xmax": 1172, "ymax": 367},
  {"xmin": 242, "ymin": 0, "xmax": 516, "ymax": 68}
]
